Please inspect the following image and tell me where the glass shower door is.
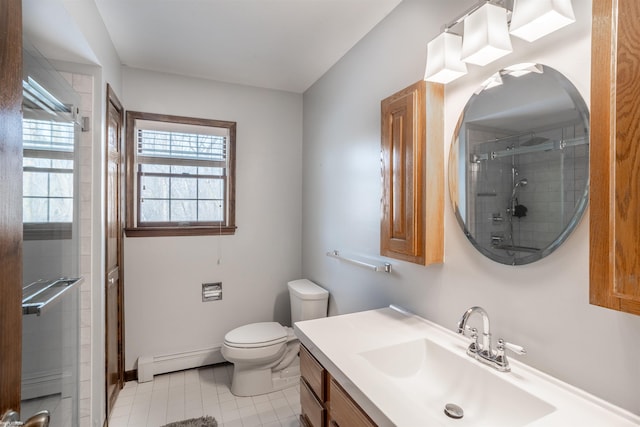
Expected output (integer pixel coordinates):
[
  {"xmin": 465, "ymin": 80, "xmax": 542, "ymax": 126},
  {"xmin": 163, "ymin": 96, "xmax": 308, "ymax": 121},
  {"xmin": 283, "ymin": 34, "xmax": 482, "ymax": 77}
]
[{"xmin": 20, "ymin": 41, "xmax": 82, "ymax": 427}]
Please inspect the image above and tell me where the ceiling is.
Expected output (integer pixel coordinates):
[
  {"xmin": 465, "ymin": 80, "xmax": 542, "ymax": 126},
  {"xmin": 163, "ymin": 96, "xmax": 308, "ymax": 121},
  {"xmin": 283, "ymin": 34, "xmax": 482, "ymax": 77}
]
[{"xmin": 24, "ymin": 0, "xmax": 403, "ymax": 93}]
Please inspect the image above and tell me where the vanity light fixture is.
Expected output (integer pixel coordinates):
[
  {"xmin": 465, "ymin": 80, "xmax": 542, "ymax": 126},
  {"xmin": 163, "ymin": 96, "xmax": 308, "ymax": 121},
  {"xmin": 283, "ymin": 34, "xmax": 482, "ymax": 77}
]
[
  {"xmin": 424, "ymin": 0, "xmax": 576, "ymax": 85},
  {"xmin": 461, "ymin": 2, "xmax": 512, "ymax": 66},
  {"xmin": 510, "ymin": 0, "xmax": 576, "ymax": 42},
  {"xmin": 424, "ymin": 31, "xmax": 468, "ymax": 84}
]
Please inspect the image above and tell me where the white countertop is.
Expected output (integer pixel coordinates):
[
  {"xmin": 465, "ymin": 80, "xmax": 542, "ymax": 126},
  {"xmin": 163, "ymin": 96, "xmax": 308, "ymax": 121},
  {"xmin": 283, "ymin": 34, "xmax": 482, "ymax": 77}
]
[{"xmin": 294, "ymin": 306, "xmax": 640, "ymax": 427}]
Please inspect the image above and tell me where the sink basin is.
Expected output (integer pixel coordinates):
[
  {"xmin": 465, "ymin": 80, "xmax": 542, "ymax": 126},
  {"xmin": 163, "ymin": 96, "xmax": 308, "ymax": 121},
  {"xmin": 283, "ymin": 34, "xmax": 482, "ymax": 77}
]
[
  {"xmin": 359, "ymin": 338, "xmax": 556, "ymax": 426},
  {"xmin": 295, "ymin": 307, "xmax": 640, "ymax": 426}
]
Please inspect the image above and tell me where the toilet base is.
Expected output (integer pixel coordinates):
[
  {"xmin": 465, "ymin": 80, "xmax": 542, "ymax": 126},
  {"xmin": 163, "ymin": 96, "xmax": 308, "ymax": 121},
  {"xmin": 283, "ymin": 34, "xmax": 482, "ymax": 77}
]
[{"xmin": 230, "ymin": 355, "xmax": 300, "ymax": 397}]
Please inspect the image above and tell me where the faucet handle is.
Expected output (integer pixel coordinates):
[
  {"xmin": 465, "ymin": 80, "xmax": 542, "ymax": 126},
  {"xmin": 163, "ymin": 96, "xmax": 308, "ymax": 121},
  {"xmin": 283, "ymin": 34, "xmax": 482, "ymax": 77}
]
[
  {"xmin": 494, "ymin": 339, "xmax": 525, "ymax": 372},
  {"xmin": 498, "ymin": 340, "xmax": 526, "ymax": 356}
]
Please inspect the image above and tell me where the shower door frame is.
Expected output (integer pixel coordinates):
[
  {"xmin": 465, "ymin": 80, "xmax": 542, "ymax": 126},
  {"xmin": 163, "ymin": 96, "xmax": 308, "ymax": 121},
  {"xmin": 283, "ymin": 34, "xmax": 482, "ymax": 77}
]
[{"xmin": 0, "ymin": 0, "xmax": 24, "ymax": 415}]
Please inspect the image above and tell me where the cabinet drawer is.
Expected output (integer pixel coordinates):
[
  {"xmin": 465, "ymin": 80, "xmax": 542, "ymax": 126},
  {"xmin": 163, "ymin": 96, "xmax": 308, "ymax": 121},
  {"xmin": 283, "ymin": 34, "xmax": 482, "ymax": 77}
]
[
  {"xmin": 329, "ymin": 377, "xmax": 376, "ymax": 427},
  {"xmin": 300, "ymin": 345, "xmax": 326, "ymax": 400},
  {"xmin": 300, "ymin": 377, "xmax": 325, "ymax": 427}
]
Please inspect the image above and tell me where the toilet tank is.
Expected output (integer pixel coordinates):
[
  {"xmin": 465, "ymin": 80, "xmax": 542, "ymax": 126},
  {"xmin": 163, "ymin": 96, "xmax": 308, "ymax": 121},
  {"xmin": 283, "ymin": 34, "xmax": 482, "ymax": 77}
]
[{"xmin": 288, "ymin": 279, "xmax": 329, "ymax": 324}]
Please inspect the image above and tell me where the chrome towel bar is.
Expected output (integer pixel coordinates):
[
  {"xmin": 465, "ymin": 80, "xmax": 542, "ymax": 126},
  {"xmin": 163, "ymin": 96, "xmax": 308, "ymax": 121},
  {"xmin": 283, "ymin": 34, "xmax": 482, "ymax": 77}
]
[
  {"xmin": 22, "ymin": 277, "xmax": 84, "ymax": 316},
  {"xmin": 326, "ymin": 250, "xmax": 392, "ymax": 273}
]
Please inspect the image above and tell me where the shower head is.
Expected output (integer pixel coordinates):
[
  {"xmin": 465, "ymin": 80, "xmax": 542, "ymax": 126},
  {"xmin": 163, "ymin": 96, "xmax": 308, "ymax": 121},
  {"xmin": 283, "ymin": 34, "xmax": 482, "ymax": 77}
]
[{"xmin": 511, "ymin": 178, "xmax": 528, "ymax": 199}]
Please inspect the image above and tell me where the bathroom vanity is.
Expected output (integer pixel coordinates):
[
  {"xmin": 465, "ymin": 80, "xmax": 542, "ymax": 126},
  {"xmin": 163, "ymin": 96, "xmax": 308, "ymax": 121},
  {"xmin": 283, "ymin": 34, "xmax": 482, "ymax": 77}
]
[
  {"xmin": 295, "ymin": 307, "xmax": 640, "ymax": 427},
  {"xmin": 300, "ymin": 345, "xmax": 375, "ymax": 427}
]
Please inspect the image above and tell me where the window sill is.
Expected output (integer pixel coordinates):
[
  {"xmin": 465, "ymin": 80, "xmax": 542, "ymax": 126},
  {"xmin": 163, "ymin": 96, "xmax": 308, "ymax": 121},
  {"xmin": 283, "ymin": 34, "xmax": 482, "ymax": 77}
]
[{"xmin": 124, "ymin": 226, "xmax": 237, "ymax": 237}]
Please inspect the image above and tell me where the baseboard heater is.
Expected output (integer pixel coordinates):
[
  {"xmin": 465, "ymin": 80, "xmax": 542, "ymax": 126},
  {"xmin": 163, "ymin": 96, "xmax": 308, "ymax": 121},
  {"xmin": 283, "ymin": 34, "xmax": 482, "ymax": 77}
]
[{"xmin": 137, "ymin": 345, "xmax": 226, "ymax": 382}]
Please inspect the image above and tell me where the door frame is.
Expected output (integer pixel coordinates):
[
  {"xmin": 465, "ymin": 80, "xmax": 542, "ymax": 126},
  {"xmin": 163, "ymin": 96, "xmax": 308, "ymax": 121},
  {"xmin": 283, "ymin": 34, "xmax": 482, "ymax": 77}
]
[
  {"xmin": 0, "ymin": 0, "xmax": 24, "ymax": 415},
  {"xmin": 105, "ymin": 84, "xmax": 125, "ymax": 419}
]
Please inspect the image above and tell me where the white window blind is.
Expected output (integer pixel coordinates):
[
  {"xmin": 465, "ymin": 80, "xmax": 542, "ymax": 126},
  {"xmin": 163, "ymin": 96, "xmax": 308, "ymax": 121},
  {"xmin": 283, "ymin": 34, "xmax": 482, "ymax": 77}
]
[{"xmin": 137, "ymin": 128, "xmax": 227, "ymax": 167}]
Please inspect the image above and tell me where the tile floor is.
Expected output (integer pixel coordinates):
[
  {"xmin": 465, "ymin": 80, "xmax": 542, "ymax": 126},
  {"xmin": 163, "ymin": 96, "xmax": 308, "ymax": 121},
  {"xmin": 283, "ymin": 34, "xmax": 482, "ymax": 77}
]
[{"xmin": 108, "ymin": 364, "xmax": 301, "ymax": 427}]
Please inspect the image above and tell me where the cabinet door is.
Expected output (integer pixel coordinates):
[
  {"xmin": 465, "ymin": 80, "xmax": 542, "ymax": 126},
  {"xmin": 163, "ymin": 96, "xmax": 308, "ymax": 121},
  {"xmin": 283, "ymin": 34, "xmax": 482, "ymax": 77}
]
[
  {"xmin": 590, "ymin": 0, "xmax": 640, "ymax": 315},
  {"xmin": 300, "ymin": 378, "xmax": 325, "ymax": 427},
  {"xmin": 329, "ymin": 378, "xmax": 376, "ymax": 427},
  {"xmin": 300, "ymin": 345, "xmax": 326, "ymax": 400},
  {"xmin": 380, "ymin": 80, "xmax": 444, "ymax": 265}
]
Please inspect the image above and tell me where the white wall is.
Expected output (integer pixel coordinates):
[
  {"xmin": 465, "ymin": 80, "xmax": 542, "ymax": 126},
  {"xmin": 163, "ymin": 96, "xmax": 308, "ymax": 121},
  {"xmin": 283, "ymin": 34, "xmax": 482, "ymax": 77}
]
[
  {"xmin": 302, "ymin": 0, "xmax": 640, "ymax": 416},
  {"xmin": 122, "ymin": 67, "xmax": 303, "ymax": 370}
]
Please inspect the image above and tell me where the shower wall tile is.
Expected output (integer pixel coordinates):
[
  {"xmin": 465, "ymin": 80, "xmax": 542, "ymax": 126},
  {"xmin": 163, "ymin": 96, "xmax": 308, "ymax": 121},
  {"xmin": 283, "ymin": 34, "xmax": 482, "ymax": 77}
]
[
  {"xmin": 79, "ymin": 93, "xmax": 92, "ymax": 112},
  {"xmin": 72, "ymin": 74, "xmax": 93, "ymax": 94}
]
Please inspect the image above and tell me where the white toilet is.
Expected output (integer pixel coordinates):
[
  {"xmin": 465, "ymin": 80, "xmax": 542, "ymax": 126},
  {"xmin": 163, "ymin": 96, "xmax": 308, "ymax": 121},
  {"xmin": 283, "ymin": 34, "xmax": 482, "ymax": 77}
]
[{"xmin": 221, "ymin": 279, "xmax": 329, "ymax": 396}]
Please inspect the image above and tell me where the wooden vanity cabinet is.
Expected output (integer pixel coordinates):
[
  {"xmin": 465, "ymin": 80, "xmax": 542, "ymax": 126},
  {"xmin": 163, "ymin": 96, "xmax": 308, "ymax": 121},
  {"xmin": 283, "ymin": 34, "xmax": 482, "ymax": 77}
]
[
  {"xmin": 300, "ymin": 345, "xmax": 377, "ymax": 427},
  {"xmin": 300, "ymin": 345, "xmax": 326, "ymax": 427},
  {"xmin": 590, "ymin": 0, "xmax": 640, "ymax": 316},
  {"xmin": 328, "ymin": 377, "xmax": 376, "ymax": 427},
  {"xmin": 300, "ymin": 378, "xmax": 325, "ymax": 427}
]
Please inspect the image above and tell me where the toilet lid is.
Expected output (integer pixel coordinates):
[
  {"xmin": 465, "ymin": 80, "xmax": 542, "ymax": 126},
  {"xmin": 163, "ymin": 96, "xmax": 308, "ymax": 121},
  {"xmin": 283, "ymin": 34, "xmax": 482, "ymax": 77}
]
[{"xmin": 224, "ymin": 322, "xmax": 287, "ymax": 348}]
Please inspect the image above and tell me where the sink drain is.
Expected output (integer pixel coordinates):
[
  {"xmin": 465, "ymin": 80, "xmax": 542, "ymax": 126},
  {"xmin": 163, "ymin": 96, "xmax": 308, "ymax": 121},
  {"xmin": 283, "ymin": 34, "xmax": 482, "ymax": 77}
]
[{"xmin": 444, "ymin": 403, "xmax": 464, "ymax": 419}]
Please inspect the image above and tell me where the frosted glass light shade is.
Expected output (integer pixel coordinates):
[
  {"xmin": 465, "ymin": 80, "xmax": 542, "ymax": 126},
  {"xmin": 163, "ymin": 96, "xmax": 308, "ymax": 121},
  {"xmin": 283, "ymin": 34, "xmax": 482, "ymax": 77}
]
[
  {"xmin": 424, "ymin": 32, "xmax": 468, "ymax": 84},
  {"xmin": 510, "ymin": 0, "xmax": 575, "ymax": 42},
  {"xmin": 461, "ymin": 3, "xmax": 512, "ymax": 66}
]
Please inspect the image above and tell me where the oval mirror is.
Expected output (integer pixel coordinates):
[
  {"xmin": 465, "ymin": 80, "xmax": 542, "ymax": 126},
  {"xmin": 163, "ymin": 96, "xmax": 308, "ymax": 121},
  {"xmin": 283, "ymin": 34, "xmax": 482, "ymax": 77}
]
[{"xmin": 449, "ymin": 64, "xmax": 589, "ymax": 265}]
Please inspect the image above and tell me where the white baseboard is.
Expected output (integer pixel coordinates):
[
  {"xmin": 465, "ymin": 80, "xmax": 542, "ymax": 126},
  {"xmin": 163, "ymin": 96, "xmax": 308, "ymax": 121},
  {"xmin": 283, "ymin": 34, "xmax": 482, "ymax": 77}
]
[
  {"xmin": 22, "ymin": 369, "xmax": 63, "ymax": 400},
  {"xmin": 137, "ymin": 345, "xmax": 226, "ymax": 382}
]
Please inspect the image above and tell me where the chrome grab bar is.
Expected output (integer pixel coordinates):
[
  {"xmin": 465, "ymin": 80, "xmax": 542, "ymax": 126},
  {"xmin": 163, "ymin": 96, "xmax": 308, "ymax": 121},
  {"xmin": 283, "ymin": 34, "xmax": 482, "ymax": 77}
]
[{"xmin": 22, "ymin": 277, "xmax": 84, "ymax": 316}]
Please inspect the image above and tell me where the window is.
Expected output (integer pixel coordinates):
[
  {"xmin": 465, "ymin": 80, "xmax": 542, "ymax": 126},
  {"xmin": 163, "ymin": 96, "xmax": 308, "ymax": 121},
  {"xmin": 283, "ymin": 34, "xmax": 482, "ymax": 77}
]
[
  {"xmin": 125, "ymin": 111, "xmax": 236, "ymax": 237},
  {"xmin": 23, "ymin": 118, "xmax": 76, "ymax": 240}
]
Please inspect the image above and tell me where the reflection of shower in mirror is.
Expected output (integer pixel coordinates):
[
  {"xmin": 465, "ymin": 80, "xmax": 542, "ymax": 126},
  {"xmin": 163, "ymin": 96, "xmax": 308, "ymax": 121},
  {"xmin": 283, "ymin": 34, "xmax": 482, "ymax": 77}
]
[
  {"xmin": 512, "ymin": 178, "xmax": 528, "ymax": 196},
  {"xmin": 504, "ymin": 177, "xmax": 529, "ymax": 254},
  {"xmin": 448, "ymin": 63, "xmax": 590, "ymax": 265},
  {"xmin": 522, "ymin": 136, "xmax": 549, "ymax": 146}
]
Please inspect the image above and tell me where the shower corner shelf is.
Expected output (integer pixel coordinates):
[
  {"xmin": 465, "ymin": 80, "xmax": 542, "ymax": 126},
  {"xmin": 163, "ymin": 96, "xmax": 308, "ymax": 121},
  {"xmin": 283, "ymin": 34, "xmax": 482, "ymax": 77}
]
[{"xmin": 326, "ymin": 250, "xmax": 392, "ymax": 273}]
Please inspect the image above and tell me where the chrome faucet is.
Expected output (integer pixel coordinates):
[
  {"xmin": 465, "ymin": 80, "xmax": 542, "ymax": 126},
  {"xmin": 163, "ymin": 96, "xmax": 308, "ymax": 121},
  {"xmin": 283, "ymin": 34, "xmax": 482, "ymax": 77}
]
[
  {"xmin": 457, "ymin": 306, "xmax": 526, "ymax": 372},
  {"xmin": 457, "ymin": 306, "xmax": 492, "ymax": 358}
]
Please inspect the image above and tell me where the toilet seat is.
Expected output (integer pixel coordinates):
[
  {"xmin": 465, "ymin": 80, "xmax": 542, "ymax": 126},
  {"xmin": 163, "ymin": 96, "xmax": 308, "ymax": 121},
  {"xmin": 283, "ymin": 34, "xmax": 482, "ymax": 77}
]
[{"xmin": 224, "ymin": 322, "xmax": 288, "ymax": 349}]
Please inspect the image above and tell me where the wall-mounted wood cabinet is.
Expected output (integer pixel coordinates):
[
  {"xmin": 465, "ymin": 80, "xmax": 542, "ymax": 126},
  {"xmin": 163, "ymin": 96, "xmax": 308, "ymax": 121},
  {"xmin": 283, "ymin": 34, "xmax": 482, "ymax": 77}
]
[
  {"xmin": 590, "ymin": 0, "xmax": 640, "ymax": 316},
  {"xmin": 380, "ymin": 80, "xmax": 444, "ymax": 265}
]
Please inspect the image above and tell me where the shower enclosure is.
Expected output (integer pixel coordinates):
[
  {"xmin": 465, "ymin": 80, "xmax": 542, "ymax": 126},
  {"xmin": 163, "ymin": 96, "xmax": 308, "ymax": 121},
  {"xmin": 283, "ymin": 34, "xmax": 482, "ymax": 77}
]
[{"xmin": 20, "ymin": 41, "xmax": 83, "ymax": 427}]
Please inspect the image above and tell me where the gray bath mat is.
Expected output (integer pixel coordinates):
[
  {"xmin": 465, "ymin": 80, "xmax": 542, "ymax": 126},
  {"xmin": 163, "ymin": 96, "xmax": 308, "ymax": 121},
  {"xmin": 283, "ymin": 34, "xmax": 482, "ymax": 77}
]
[{"xmin": 161, "ymin": 416, "xmax": 217, "ymax": 427}]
